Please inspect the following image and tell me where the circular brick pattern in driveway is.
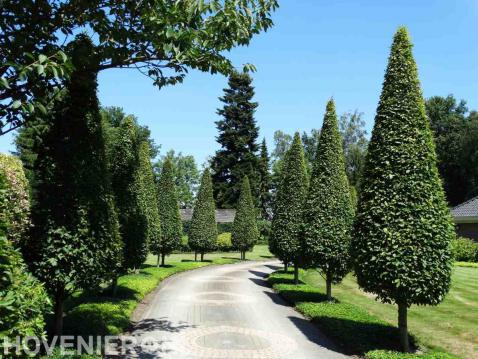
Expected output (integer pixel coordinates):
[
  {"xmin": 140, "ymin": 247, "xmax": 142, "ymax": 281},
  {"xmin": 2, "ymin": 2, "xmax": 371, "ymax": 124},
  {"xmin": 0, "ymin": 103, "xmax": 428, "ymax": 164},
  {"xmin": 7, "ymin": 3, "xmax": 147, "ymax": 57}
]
[
  {"xmin": 180, "ymin": 291, "xmax": 255, "ymax": 305},
  {"xmin": 175, "ymin": 325, "xmax": 298, "ymax": 358}
]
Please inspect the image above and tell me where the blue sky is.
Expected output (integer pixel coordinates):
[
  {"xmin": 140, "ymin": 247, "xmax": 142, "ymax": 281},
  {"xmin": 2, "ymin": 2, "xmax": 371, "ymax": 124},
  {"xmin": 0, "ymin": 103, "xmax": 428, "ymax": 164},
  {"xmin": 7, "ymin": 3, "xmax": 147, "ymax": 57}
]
[{"xmin": 1, "ymin": 0, "xmax": 477, "ymax": 164}]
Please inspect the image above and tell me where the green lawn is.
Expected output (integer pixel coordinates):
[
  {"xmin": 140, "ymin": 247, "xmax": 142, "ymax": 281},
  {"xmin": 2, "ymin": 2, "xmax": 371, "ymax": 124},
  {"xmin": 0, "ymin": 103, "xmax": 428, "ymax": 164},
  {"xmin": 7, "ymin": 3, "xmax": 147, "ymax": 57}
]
[{"xmin": 300, "ymin": 266, "xmax": 478, "ymax": 358}]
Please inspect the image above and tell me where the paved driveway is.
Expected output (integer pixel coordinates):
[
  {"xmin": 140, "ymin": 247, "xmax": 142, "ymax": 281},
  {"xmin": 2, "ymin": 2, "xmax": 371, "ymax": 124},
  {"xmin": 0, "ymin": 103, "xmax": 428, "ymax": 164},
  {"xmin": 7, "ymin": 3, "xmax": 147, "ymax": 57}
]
[{"xmin": 112, "ymin": 261, "xmax": 348, "ymax": 359}]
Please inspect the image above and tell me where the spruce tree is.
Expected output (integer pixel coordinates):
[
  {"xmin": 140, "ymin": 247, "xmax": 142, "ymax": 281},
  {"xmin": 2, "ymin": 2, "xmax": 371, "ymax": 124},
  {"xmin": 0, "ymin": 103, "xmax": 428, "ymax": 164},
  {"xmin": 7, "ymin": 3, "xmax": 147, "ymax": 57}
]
[
  {"xmin": 303, "ymin": 99, "xmax": 354, "ymax": 301},
  {"xmin": 137, "ymin": 141, "xmax": 162, "ymax": 266},
  {"xmin": 352, "ymin": 27, "xmax": 454, "ymax": 352},
  {"xmin": 155, "ymin": 158, "xmax": 182, "ymax": 266},
  {"xmin": 258, "ymin": 139, "xmax": 272, "ymax": 220},
  {"xmin": 270, "ymin": 133, "xmax": 308, "ymax": 284},
  {"xmin": 232, "ymin": 176, "xmax": 259, "ymax": 260},
  {"xmin": 189, "ymin": 169, "xmax": 217, "ymax": 261},
  {"xmin": 26, "ymin": 35, "xmax": 122, "ymax": 335},
  {"xmin": 211, "ymin": 71, "xmax": 260, "ymax": 208},
  {"xmin": 108, "ymin": 117, "xmax": 149, "ymax": 273}
]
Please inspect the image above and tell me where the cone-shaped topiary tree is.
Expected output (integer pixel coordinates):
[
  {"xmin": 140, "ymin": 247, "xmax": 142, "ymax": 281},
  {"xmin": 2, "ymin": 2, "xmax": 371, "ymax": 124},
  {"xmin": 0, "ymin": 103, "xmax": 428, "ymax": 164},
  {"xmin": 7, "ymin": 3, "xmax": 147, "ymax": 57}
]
[
  {"xmin": 352, "ymin": 27, "xmax": 454, "ymax": 352},
  {"xmin": 189, "ymin": 169, "xmax": 217, "ymax": 261},
  {"xmin": 303, "ymin": 99, "xmax": 354, "ymax": 301},
  {"xmin": 155, "ymin": 158, "xmax": 182, "ymax": 266},
  {"xmin": 258, "ymin": 138, "xmax": 272, "ymax": 220},
  {"xmin": 270, "ymin": 132, "xmax": 308, "ymax": 284},
  {"xmin": 137, "ymin": 141, "xmax": 162, "ymax": 266},
  {"xmin": 109, "ymin": 117, "xmax": 149, "ymax": 274},
  {"xmin": 26, "ymin": 34, "xmax": 122, "ymax": 335},
  {"xmin": 232, "ymin": 176, "xmax": 259, "ymax": 260}
]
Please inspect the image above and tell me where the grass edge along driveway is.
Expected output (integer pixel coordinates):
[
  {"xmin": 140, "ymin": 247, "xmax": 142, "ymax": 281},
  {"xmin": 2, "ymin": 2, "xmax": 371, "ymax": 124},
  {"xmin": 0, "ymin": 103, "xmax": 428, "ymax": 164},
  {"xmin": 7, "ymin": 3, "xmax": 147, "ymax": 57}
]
[{"xmin": 268, "ymin": 269, "xmax": 474, "ymax": 359}]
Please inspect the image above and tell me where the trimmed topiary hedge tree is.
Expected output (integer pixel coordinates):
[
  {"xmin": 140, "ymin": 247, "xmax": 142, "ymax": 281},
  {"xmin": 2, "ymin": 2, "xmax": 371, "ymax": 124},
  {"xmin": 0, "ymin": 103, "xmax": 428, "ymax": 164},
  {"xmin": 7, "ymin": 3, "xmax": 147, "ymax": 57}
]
[
  {"xmin": 156, "ymin": 158, "xmax": 182, "ymax": 266},
  {"xmin": 352, "ymin": 27, "xmax": 455, "ymax": 352},
  {"xmin": 0, "ymin": 153, "xmax": 31, "ymax": 247},
  {"xmin": 303, "ymin": 99, "xmax": 354, "ymax": 300},
  {"xmin": 270, "ymin": 132, "xmax": 308, "ymax": 284},
  {"xmin": 232, "ymin": 176, "xmax": 259, "ymax": 260},
  {"xmin": 189, "ymin": 169, "xmax": 217, "ymax": 261}
]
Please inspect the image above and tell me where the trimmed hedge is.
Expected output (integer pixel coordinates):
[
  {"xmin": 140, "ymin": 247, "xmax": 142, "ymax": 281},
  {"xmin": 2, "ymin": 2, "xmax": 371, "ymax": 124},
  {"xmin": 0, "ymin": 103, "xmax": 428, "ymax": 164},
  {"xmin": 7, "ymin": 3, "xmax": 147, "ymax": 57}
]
[
  {"xmin": 217, "ymin": 232, "xmax": 233, "ymax": 252},
  {"xmin": 365, "ymin": 350, "xmax": 457, "ymax": 359},
  {"xmin": 451, "ymin": 237, "xmax": 478, "ymax": 262},
  {"xmin": 0, "ymin": 153, "xmax": 31, "ymax": 246}
]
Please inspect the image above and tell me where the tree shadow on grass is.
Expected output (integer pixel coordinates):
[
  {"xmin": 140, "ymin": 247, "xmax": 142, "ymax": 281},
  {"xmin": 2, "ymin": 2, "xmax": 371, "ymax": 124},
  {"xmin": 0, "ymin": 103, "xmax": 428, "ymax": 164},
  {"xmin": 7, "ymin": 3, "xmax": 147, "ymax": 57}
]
[
  {"xmin": 181, "ymin": 259, "xmax": 213, "ymax": 263},
  {"xmin": 290, "ymin": 315, "xmax": 415, "ymax": 355}
]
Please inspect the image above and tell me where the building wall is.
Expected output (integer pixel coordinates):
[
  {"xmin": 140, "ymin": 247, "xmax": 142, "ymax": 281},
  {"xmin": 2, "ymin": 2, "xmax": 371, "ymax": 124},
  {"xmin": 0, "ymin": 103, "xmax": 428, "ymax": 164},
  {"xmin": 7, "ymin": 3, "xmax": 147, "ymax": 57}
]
[{"xmin": 456, "ymin": 223, "xmax": 478, "ymax": 241}]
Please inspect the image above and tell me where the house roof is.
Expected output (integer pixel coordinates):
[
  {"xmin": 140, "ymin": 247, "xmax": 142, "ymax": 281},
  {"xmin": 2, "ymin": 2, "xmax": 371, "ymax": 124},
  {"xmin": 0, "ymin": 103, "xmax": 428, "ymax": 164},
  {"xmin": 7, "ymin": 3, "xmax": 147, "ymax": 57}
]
[
  {"xmin": 451, "ymin": 196, "xmax": 478, "ymax": 222},
  {"xmin": 180, "ymin": 209, "xmax": 236, "ymax": 223}
]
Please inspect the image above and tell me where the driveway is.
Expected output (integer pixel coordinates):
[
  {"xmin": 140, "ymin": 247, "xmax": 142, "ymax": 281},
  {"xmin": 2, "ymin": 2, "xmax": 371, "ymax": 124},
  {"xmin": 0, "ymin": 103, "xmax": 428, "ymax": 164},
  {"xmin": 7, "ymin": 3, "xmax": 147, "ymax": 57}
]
[{"xmin": 111, "ymin": 260, "xmax": 348, "ymax": 358}]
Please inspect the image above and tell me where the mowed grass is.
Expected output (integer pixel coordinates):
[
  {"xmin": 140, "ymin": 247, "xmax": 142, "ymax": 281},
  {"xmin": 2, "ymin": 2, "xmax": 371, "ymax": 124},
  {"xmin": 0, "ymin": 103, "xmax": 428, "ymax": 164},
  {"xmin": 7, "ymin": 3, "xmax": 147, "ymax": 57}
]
[
  {"xmin": 61, "ymin": 245, "xmax": 273, "ymax": 337},
  {"xmin": 300, "ymin": 266, "xmax": 478, "ymax": 358}
]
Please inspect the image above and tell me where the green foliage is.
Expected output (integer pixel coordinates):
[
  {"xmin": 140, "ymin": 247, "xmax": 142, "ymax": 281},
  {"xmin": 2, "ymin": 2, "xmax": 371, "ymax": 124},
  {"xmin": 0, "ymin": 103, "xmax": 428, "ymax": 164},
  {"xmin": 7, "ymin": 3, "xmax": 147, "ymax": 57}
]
[
  {"xmin": 258, "ymin": 139, "xmax": 272, "ymax": 219},
  {"xmin": 216, "ymin": 232, "xmax": 233, "ymax": 252},
  {"xmin": 26, "ymin": 36, "xmax": 122, "ymax": 325},
  {"xmin": 270, "ymin": 133, "xmax": 308, "ymax": 264},
  {"xmin": 211, "ymin": 71, "xmax": 261, "ymax": 208},
  {"xmin": 107, "ymin": 117, "xmax": 148, "ymax": 272},
  {"xmin": 0, "ymin": 172, "xmax": 49, "ymax": 345},
  {"xmin": 232, "ymin": 176, "xmax": 259, "ymax": 255},
  {"xmin": 156, "ymin": 158, "xmax": 182, "ymax": 260},
  {"xmin": 303, "ymin": 100, "xmax": 354, "ymax": 291},
  {"xmin": 365, "ymin": 351, "xmax": 458, "ymax": 359},
  {"xmin": 1, "ymin": 0, "xmax": 278, "ymax": 133},
  {"xmin": 137, "ymin": 141, "xmax": 162, "ymax": 262},
  {"xmin": 352, "ymin": 28, "xmax": 454, "ymax": 308},
  {"xmin": 189, "ymin": 169, "xmax": 217, "ymax": 256},
  {"xmin": 339, "ymin": 110, "xmax": 368, "ymax": 190},
  {"xmin": 257, "ymin": 219, "xmax": 271, "ymax": 243},
  {"xmin": 451, "ymin": 237, "xmax": 478, "ymax": 262},
  {"xmin": 154, "ymin": 150, "xmax": 200, "ymax": 208},
  {"xmin": 425, "ymin": 95, "xmax": 478, "ymax": 206},
  {"xmin": 0, "ymin": 153, "xmax": 30, "ymax": 246}
]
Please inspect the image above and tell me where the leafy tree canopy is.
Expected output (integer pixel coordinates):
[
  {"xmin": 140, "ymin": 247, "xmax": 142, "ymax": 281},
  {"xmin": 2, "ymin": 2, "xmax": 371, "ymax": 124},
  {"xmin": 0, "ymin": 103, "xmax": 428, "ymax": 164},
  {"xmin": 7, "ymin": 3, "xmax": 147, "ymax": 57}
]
[{"xmin": 1, "ymin": 0, "xmax": 278, "ymax": 134}]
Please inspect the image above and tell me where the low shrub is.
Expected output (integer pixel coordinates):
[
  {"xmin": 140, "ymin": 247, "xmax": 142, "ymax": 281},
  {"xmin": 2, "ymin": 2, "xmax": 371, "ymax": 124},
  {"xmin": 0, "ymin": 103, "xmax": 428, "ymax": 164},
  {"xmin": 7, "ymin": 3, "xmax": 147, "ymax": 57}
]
[
  {"xmin": 216, "ymin": 232, "xmax": 234, "ymax": 252},
  {"xmin": 451, "ymin": 237, "xmax": 478, "ymax": 262},
  {"xmin": 178, "ymin": 235, "xmax": 191, "ymax": 252}
]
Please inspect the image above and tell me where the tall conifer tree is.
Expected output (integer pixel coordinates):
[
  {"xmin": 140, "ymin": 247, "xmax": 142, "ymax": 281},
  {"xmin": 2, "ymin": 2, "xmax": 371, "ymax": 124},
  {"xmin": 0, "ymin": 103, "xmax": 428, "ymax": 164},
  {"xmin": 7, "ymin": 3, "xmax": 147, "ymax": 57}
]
[
  {"xmin": 189, "ymin": 169, "xmax": 217, "ymax": 261},
  {"xmin": 270, "ymin": 133, "xmax": 308, "ymax": 284},
  {"xmin": 26, "ymin": 35, "xmax": 122, "ymax": 334},
  {"xmin": 303, "ymin": 99, "xmax": 354, "ymax": 300},
  {"xmin": 232, "ymin": 176, "xmax": 259, "ymax": 260},
  {"xmin": 155, "ymin": 158, "xmax": 182, "ymax": 266},
  {"xmin": 352, "ymin": 28, "xmax": 454, "ymax": 352},
  {"xmin": 211, "ymin": 71, "xmax": 260, "ymax": 208}
]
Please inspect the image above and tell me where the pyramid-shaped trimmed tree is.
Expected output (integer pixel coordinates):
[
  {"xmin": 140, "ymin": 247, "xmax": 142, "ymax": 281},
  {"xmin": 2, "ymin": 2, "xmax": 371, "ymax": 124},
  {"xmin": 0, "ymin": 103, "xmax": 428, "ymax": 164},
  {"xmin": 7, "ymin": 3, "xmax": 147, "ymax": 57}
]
[
  {"xmin": 352, "ymin": 27, "xmax": 454, "ymax": 352},
  {"xmin": 270, "ymin": 132, "xmax": 308, "ymax": 284},
  {"xmin": 156, "ymin": 158, "xmax": 182, "ymax": 266},
  {"xmin": 303, "ymin": 99, "xmax": 354, "ymax": 301},
  {"xmin": 232, "ymin": 176, "xmax": 259, "ymax": 260},
  {"xmin": 189, "ymin": 169, "xmax": 217, "ymax": 261}
]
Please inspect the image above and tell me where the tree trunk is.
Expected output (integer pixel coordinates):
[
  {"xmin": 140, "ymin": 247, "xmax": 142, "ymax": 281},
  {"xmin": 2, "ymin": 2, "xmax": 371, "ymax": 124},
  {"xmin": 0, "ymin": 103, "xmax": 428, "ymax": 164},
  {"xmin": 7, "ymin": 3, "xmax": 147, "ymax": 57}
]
[
  {"xmin": 195, "ymin": 252, "xmax": 197, "ymax": 261},
  {"xmin": 111, "ymin": 277, "xmax": 118, "ymax": 297},
  {"xmin": 157, "ymin": 254, "xmax": 160, "ymax": 267},
  {"xmin": 161, "ymin": 253, "xmax": 165, "ymax": 267},
  {"xmin": 200, "ymin": 253, "xmax": 204, "ymax": 262},
  {"xmin": 398, "ymin": 302, "xmax": 410, "ymax": 352},
  {"xmin": 54, "ymin": 295, "xmax": 64, "ymax": 336},
  {"xmin": 326, "ymin": 274, "xmax": 332, "ymax": 301},
  {"xmin": 294, "ymin": 262, "xmax": 299, "ymax": 285},
  {"xmin": 243, "ymin": 251, "xmax": 246, "ymax": 260}
]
